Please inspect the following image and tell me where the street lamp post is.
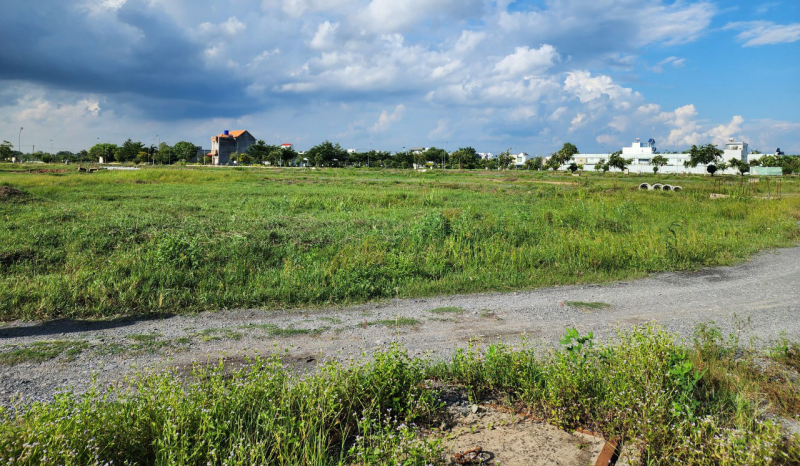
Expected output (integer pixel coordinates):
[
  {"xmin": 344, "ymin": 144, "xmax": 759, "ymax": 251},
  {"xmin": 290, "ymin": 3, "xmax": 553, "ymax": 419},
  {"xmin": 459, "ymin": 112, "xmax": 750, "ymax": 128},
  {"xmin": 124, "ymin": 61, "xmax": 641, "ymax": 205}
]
[{"xmin": 18, "ymin": 127, "xmax": 23, "ymax": 160}]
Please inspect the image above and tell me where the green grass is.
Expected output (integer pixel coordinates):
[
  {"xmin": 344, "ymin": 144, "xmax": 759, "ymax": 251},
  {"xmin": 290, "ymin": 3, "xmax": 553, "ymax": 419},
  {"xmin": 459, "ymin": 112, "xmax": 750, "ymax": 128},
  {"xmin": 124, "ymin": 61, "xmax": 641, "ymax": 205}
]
[
  {"xmin": 2, "ymin": 324, "xmax": 799, "ymax": 465},
  {"xmin": 427, "ymin": 306, "xmax": 465, "ymax": 314},
  {"xmin": 0, "ymin": 340, "xmax": 89, "ymax": 365},
  {"xmin": 564, "ymin": 301, "xmax": 612, "ymax": 310},
  {"xmin": 191, "ymin": 328, "xmax": 243, "ymax": 342},
  {"xmin": 364, "ymin": 317, "xmax": 420, "ymax": 328},
  {"xmin": 243, "ymin": 323, "xmax": 324, "ymax": 336},
  {"xmin": 1, "ymin": 166, "xmax": 798, "ymax": 320}
]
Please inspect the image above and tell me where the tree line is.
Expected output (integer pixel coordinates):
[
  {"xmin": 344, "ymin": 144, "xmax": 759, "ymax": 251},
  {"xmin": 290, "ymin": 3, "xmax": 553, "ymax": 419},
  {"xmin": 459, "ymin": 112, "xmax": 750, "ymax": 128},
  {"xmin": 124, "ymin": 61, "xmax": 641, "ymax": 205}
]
[{"xmin": 2, "ymin": 138, "xmax": 798, "ymax": 174}]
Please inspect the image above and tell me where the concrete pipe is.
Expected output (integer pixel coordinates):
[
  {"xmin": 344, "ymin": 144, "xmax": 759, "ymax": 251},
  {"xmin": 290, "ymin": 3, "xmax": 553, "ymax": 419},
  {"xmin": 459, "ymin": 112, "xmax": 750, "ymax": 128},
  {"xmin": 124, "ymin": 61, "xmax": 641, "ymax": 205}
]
[
  {"xmin": 662, "ymin": 184, "xmax": 673, "ymax": 191},
  {"xmin": 652, "ymin": 183, "xmax": 663, "ymax": 190},
  {"xmin": 639, "ymin": 183, "xmax": 651, "ymax": 190},
  {"xmin": 673, "ymin": 186, "xmax": 682, "ymax": 192}
]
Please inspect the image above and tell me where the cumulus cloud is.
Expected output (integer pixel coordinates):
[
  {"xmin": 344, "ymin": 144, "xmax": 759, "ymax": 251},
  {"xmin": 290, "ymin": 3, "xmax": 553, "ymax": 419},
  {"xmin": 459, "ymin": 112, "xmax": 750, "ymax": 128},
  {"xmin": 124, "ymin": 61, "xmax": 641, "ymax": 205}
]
[
  {"xmin": 310, "ymin": 21, "xmax": 339, "ymax": 50},
  {"xmin": 564, "ymin": 71, "xmax": 639, "ymax": 110},
  {"xmin": 709, "ymin": 115, "xmax": 746, "ymax": 145},
  {"xmin": 371, "ymin": 104, "xmax": 405, "ymax": 133},
  {"xmin": 493, "ymin": 45, "xmax": 560, "ymax": 78},
  {"xmin": 724, "ymin": 21, "xmax": 800, "ymax": 46},
  {"xmin": 428, "ymin": 119, "xmax": 451, "ymax": 139}
]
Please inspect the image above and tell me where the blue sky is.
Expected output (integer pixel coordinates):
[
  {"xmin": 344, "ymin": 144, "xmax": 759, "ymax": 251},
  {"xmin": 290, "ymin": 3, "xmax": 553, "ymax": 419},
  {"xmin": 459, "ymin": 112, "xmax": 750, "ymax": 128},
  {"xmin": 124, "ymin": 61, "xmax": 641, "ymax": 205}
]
[{"xmin": 1, "ymin": 0, "xmax": 798, "ymax": 155}]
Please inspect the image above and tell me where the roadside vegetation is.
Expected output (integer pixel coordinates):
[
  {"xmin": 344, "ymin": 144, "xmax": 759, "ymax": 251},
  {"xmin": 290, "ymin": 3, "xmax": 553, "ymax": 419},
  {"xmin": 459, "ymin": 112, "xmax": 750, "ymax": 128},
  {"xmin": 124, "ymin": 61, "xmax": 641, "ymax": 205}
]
[
  {"xmin": 1, "ymin": 324, "xmax": 799, "ymax": 465},
  {"xmin": 1, "ymin": 167, "xmax": 798, "ymax": 320}
]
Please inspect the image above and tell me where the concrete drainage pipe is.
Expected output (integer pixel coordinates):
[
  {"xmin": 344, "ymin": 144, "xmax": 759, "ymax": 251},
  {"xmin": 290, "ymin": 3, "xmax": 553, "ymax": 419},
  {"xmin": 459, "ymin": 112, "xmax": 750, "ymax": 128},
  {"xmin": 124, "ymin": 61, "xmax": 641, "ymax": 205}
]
[
  {"xmin": 639, "ymin": 183, "xmax": 652, "ymax": 190},
  {"xmin": 673, "ymin": 186, "xmax": 682, "ymax": 192},
  {"xmin": 652, "ymin": 184, "xmax": 663, "ymax": 190},
  {"xmin": 662, "ymin": 185, "xmax": 673, "ymax": 191}
]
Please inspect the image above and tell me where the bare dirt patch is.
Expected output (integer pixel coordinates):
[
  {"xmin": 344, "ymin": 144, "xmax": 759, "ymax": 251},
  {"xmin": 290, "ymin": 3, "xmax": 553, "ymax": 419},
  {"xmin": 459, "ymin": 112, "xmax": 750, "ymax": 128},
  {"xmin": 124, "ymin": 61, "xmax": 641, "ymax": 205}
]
[
  {"xmin": 0, "ymin": 186, "xmax": 25, "ymax": 199},
  {"xmin": 440, "ymin": 403, "xmax": 606, "ymax": 465}
]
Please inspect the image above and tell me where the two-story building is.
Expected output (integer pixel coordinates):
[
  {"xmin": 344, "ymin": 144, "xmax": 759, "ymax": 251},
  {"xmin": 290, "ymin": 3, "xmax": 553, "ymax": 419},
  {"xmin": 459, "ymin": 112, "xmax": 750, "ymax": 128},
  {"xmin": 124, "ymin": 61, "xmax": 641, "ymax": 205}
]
[{"xmin": 209, "ymin": 130, "xmax": 256, "ymax": 165}]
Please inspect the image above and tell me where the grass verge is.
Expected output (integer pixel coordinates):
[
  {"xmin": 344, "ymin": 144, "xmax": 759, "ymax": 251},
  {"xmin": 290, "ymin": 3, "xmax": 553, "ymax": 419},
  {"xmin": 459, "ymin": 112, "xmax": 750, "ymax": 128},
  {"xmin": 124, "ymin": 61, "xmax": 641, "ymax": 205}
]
[{"xmin": 2, "ymin": 323, "xmax": 799, "ymax": 465}]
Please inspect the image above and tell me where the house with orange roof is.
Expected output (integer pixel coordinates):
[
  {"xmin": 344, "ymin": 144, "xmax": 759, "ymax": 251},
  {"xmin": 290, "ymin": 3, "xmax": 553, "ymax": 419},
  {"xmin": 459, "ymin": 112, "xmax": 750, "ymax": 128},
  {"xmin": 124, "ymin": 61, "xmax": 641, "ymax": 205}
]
[{"xmin": 209, "ymin": 130, "xmax": 257, "ymax": 165}]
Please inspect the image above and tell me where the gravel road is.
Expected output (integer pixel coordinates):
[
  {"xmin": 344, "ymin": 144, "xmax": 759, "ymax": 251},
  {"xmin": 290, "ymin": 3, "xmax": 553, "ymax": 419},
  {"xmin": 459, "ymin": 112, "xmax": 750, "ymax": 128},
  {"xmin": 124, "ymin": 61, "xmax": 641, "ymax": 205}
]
[{"xmin": 2, "ymin": 246, "xmax": 799, "ymax": 406}]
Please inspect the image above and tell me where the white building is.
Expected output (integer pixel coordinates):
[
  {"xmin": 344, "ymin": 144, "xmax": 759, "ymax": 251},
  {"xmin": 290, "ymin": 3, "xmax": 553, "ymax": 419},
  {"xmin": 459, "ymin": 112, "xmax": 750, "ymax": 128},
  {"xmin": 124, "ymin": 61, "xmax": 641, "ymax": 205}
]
[
  {"xmin": 513, "ymin": 152, "xmax": 529, "ymax": 166},
  {"xmin": 552, "ymin": 138, "xmax": 752, "ymax": 174}
]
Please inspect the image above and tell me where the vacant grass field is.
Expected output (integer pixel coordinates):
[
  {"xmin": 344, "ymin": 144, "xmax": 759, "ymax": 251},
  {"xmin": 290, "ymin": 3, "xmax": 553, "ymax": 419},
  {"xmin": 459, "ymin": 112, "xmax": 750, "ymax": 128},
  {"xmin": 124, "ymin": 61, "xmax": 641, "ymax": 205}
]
[{"xmin": 1, "ymin": 165, "xmax": 798, "ymax": 320}]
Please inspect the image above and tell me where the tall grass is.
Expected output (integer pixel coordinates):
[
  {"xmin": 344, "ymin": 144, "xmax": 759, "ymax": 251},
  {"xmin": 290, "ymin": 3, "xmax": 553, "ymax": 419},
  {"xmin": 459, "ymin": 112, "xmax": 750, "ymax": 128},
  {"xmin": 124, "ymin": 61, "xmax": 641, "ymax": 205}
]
[
  {"xmin": 2, "ymin": 325, "xmax": 798, "ymax": 465},
  {"xmin": 1, "ymin": 167, "xmax": 798, "ymax": 320}
]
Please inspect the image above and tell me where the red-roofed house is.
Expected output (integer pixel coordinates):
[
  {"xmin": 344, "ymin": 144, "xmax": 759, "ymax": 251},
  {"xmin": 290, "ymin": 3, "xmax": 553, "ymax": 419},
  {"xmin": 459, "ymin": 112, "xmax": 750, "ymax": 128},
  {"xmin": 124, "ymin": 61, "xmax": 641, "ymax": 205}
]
[{"xmin": 209, "ymin": 130, "xmax": 257, "ymax": 165}]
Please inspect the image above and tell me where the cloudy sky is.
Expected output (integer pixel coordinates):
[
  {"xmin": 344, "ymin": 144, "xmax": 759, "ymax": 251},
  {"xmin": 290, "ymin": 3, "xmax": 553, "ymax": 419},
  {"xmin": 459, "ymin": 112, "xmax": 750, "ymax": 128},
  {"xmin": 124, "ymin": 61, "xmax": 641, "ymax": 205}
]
[{"xmin": 1, "ymin": 0, "xmax": 799, "ymax": 155}]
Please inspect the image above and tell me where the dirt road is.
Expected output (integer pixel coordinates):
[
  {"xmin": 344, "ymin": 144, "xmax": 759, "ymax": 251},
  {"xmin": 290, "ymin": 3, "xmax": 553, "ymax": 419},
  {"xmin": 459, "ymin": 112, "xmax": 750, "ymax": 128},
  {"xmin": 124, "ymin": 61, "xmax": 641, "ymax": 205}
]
[{"xmin": 2, "ymin": 246, "xmax": 799, "ymax": 405}]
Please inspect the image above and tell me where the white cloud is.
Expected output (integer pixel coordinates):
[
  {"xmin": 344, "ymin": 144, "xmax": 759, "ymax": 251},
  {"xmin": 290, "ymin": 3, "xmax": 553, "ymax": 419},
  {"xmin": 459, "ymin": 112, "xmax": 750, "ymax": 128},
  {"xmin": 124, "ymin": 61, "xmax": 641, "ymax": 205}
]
[
  {"xmin": 310, "ymin": 21, "xmax": 339, "ymax": 50},
  {"xmin": 199, "ymin": 16, "xmax": 246, "ymax": 36},
  {"xmin": 428, "ymin": 119, "xmax": 451, "ymax": 139},
  {"xmin": 371, "ymin": 104, "xmax": 405, "ymax": 133},
  {"xmin": 724, "ymin": 21, "xmax": 800, "ymax": 46},
  {"xmin": 358, "ymin": 0, "xmax": 482, "ymax": 33},
  {"xmin": 493, "ymin": 45, "xmax": 559, "ymax": 78},
  {"xmin": 709, "ymin": 115, "xmax": 745, "ymax": 145},
  {"xmin": 564, "ymin": 71, "xmax": 638, "ymax": 109},
  {"xmin": 651, "ymin": 56, "xmax": 686, "ymax": 73},
  {"xmin": 453, "ymin": 30, "xmax": 486, "ymax": 54}
]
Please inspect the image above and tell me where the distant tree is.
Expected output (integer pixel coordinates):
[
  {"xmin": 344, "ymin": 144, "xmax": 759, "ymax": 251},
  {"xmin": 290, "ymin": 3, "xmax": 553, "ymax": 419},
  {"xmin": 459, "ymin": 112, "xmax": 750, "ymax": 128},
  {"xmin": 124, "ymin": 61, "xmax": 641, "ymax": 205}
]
[
  {"xmin": 594, "ymin": 158, "xmax": 606, "ymax": 172},
  {"xmin": 423, "ymin": 147, "xmax": 448, "ymax": 168},
  {"xmin": 523, "ymin": 157, "xmax": 543, "ymax": 170},
  {"xmin": 412, "ymin": 150, "xmax": 427, "ymax": 167},
  {"xmin": 715, "ymin": 160, "xmax": 729, "ymax": 174},
  {"xmin": 173, "ymin": 141, "xmax": 200, "ymax": 163},
  {"xmin": 155, "ymin": 142, "xmax": 174, "ymax": 164},
  {"xmin": 115, "ymin": 139, "xmax": 145, "ymax": 162},
  {"xmin": 0, "ymin": 140, "xmax": 12, "ymax": 161},
  {"xmin": 281, "ymin": 146, "xmax": 298, "ymax": 166},
  {"xmin": 246, "ymin": 140, "xmax": 273, "ymax": 164},
  {"xmin": 307, "ymin": 141, "xmax": 347, "ymax": 167},
  {"xmin": 568, "ymin": 162, "xmax": 579, "ymax": 173},
  {"xmin": 497, "ymin": 149, "xmax": 514, "ymax": 170},
  {"xmin": 750, "ymin": 149, "xmax": 762, "ymax": 155},
  {"xmin": 684, "ymin": 144, "xmax": 722, "ymax": 175},
  {"xmin": 238, "ymin": 151, "xmax": 253, "ymax": 165},
  {"xmin": 545, "ymin": 156, "xmax": 561, "ymax": 171},
  {"xmin": 729, "ymin": 158, "xmax": 750, "ymax": 175},
  {"xmin": 650, "ymin": 154, "xmax": 668, "ymax": 174},
  {"xmin": 549, "ymin": 142, "xmax": 579, "ymax": 169},
  {"xmin": 135, "ymin": 151, "xmax": 149, "ymax": 164},
  {"xmin": 607, "ymin": 151, "xmax": 632, "ymax": 172},
  {"xmin": 450, "ymin": 147, "xmax": 478, "ymax": 170},
  {"xmin": 89, "ymin": 143, "xmax": 118, "ymax": 163}
]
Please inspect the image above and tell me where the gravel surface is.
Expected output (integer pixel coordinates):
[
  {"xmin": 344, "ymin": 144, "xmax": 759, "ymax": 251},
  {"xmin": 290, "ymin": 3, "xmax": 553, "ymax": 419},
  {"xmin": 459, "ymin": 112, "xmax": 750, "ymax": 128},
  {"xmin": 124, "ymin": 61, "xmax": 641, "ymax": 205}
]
[{"xmin": 2, "ymin": 246, "xmax": 799, "ymax": 406}]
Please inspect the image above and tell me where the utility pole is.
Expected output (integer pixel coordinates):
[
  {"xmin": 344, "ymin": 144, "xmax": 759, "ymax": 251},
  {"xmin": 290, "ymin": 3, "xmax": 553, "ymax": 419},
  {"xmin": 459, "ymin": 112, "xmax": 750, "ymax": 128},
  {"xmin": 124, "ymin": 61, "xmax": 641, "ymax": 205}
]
[{"xmin": 18, "ymin": 127, "xmax": 22, "ymax": 160}]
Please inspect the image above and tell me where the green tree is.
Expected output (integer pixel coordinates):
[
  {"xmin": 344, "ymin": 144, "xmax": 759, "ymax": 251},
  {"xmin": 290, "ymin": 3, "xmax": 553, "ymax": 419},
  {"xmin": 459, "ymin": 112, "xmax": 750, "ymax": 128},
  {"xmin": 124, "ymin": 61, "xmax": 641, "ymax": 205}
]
[
  {"xmin": 423, "ymin": 147, "xmax": 448, "ymax": 168},
  {"xmin": 523, "ymin": 157, "xmax": 543, "ymax": 170},
  {"xmin": 594, "ymin": 158, "xmax": 606, "ymax": 172},
  {"xmin": 650, "ymin": 154, "xmax": 668, "ymax": 174},
  {"xmin": 568, "ymin": 162, "xmax": 579, "ymax": 173},
  {"xmin": 412, "ymin": 150, "xmax": 427, "ymax": 168},
  {"xmin": 155, "ymin": 142, "xmax": 174, "ymax": 164},
  {"xmin": 173, "ymin": 141, "xmax": 200, "ymax": 163},
  {"xmin": 549, "ymin": 142, "xmax": 579, "ymax": 168},
  {"xmin": 684, "ymin": 144, "xmax": 723, "ymax": 175},
  {"xmin": 246, "ymin": 140, "xmax": 275, "ymax": 164},
  {"xmin": 607, "ymin": 151, "xmax": 632, "ymax": 172},
  {"xmin": 450, "ymin": 147, "xmax": 478, "ymax": 170},
  {"xmin": 497, "ymin": 149, "xmax": 514, "ymax": 170},
  {"xmin": 728, "ymin": 158, "xmax": 750, "ymax": 175},
  {"xmin": 0, "ymin": 140, "xmax": 13, "ymax": 161},
  {"xmin": 89, "ymin": 143, "xmax": 118, "ymax": 163},
  {"xmin": 307, "ymin": 141, "xmax": 347, "ymax": 167},
  {"xmin": 115, "ymin": 139, "xmax": 145, "ymax": 162}
]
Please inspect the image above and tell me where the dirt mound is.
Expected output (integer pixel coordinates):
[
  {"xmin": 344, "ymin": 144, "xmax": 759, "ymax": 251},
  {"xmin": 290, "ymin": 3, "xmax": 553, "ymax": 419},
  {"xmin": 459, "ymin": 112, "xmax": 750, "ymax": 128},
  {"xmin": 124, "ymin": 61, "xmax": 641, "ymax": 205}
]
[{"xmin": 0, "ymin": 186, "xmax": 26, "ymax": 199}]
